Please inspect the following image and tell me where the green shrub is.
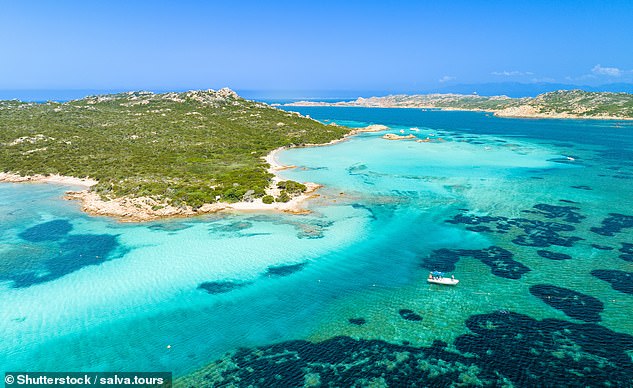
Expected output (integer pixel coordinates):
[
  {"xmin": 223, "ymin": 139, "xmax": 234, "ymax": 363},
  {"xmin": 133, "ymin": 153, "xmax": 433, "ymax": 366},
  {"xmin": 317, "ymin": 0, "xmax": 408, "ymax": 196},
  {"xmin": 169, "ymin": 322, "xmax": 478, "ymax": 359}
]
[
  {"xmin": 276, "ymin": 190, "xmax": 291, "ymax": 203},
  {"xmin": 262, "ymin": 195, "xmax": 274, "ymax": 204},
  {"xmin": 223, "ymin": 186, "xmax": 246, "ymax": 202},
  {"xmin": 277, "ymin": 180, "xmax": 307, "ymax": 194}
]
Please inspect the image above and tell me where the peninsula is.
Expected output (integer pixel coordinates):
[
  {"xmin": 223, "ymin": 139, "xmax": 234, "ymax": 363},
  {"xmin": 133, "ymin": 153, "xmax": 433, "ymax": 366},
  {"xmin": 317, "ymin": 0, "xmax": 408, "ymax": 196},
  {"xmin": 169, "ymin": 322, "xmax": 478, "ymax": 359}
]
[
  {"xmin": 0, "ymin": 89, "xmax": 357, "ymax": 220},
  {"xmin": 287, "ymin": 90, "xmax": 633, "ymax": 120}
]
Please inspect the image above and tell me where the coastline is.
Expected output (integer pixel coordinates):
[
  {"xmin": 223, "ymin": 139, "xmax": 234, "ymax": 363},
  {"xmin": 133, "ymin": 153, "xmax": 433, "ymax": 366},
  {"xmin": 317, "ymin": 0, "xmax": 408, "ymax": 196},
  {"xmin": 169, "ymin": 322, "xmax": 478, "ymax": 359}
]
[
  {"xmin": 0, "ymin": 172, "xmax": 98, "ymax": 187},
  {"xmin": 286, "ymin": 102, "xmax": 633, "ymax": 121},
  {"xmin": 0, "ymin": 124, "xmax": 387, "ymax": 222}
]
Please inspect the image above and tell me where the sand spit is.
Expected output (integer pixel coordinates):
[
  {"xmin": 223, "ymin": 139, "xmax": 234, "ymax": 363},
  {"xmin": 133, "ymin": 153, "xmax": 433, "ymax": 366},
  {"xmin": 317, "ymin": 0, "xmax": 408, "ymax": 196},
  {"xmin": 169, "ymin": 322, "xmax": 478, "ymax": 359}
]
[{"xmin": 0, "ymin": 173, "xmax": 97, "ymax": 187}]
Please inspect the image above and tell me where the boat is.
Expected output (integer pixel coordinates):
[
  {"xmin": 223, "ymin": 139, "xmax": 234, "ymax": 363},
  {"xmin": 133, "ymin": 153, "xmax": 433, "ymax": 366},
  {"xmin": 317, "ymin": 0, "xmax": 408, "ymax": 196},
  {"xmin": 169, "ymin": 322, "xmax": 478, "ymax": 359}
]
[
  {"xmin": 428, "ymin": 277, "xmax": 459, "ymax": 285},
  {"xmin": 427, "ymin": 271, "xmax": 459, "ymax": 285}
]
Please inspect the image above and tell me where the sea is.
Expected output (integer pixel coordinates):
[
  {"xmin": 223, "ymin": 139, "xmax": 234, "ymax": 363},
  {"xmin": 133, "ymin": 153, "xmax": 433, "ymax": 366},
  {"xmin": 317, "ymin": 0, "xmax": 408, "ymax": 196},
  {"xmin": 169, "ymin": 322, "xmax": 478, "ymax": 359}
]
[{"xmin": 1, "ymin": 107, "xmax": 632, "ymax": 386}]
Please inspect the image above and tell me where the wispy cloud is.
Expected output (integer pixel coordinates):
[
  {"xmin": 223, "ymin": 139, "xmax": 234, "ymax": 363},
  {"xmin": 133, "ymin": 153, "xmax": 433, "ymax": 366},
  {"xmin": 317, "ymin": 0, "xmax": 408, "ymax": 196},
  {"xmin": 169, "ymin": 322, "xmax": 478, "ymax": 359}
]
[
  {"xmin": 530, "ymin": 77, "xmax": 556, "ymax": 83},
  {"xmin": 438, "ymin": 75, "xmax": 456, "ymax": 83},
  {"xmin": 491, "ymin": 70, "xmax": 534, "ymax": 77},
  {"xmin": 569, "ymin": 64, "xmax": 633, "ymax": 83},
  {"xmin": 591, "ymin": 64, "xmax": 622, "ymax": 77}
]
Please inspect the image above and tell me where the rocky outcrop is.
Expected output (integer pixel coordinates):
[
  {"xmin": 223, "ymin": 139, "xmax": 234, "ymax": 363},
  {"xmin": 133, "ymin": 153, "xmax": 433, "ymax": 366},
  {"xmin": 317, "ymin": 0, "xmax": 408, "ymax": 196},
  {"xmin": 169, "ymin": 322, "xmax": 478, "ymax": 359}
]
[{"xmin": 382, "ymin": 133, "xmax": 416, "ymax": 140}]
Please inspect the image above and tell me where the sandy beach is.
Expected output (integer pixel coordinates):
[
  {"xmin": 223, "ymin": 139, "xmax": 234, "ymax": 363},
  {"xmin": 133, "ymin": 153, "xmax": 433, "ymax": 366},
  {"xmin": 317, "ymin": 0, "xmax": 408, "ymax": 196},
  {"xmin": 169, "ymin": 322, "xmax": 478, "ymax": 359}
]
[
  {"xmin": 0, "ymin": 173, "xmax": 98, "ymax": 187},
  {"xmin": 0, "ymin": 124, "xmax": 387, "ymax": 222}
]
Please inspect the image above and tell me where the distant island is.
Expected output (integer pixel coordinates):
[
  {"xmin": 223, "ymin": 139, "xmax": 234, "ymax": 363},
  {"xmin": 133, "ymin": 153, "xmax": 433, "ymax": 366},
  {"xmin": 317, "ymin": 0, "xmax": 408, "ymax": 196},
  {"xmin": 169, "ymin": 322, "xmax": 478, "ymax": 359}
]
[
  {"xmin": 0, "ymin": 88, "xmax": 368, "ymax": 221},
  {"xmin": 286, "ymin": 90, "xmax": 633, "ymax": 120}
]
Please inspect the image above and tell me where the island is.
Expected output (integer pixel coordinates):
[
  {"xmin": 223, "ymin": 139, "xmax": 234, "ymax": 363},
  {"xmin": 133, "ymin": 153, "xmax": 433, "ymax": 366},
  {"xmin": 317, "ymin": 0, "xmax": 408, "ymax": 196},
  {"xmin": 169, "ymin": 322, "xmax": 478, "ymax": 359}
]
[
  {"xmin": 0, "ymin": 88, "xmax": 361, "ymax": 221},
  {"xmin": 286, "ymin": 90, "xmax": 633, "ymax": 120}
]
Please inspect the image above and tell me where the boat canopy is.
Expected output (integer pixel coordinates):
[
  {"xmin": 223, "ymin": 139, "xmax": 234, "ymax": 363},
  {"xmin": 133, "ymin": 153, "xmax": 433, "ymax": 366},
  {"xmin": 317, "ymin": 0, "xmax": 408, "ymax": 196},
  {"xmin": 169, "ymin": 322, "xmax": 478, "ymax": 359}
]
[{"xmin": 431, "ymin": 271, "xmax": 444, "ymax": 277}]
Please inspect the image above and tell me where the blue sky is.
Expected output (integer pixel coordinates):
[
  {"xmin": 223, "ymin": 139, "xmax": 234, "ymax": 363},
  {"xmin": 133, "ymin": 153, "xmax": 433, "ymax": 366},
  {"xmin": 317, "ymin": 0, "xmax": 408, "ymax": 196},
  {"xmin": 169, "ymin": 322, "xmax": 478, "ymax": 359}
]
[{"xmin": 1, "ymin": 0, "xmax": 632, "ymax": 94}]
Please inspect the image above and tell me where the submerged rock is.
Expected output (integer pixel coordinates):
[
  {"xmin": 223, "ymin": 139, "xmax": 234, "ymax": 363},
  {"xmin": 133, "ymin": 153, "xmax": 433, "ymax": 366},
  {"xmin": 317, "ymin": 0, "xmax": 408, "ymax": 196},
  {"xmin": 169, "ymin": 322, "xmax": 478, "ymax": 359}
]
[
  {"xmin": 591, "ymin": 244, "xmax": 614, "ymax": 251},
  {"xmin": 465, "ymin": 225, "xmax": 493, "ymax": 233},
  {"xmin": 529, "ymin": 284, "xmax": 603, "ymax": 322},
  {"xmin": 208, "ymin": 221, "xmax": 254, "ymax": 235},
  {"xmin": 147, "ymin": 222, "xmax": 193, "ymax": 232},
  {"xmin": 454, "ymin": 311, "xmax": 633, "ymax": 386},
  {"xmin": 181, "ymin": 312, "xmax": 633, "ymax": 387},
  {"xmin": 422, "ymin": 248, "xmax": 461, "ymax": 272},
  {"xmin": 423, "ymin": 246, "xmax": 530, "ymax": 279},
  {"xmin": 619, "ymin": 243, "xmax": 633, "ymax": 262},
  {"xmin": 591, "ymin": 270, "xmax": 633, "ymax": 295},
  {"xmin": 198, "ymin": 281, "xmax": 249, "ymax": 294},
  {"xmin": 18, "ymin": 219, "xmax": 72, "ymax": 242},
  {"xmin": 536, "ymin": 250, "xmax": 572, "ymax": 260},
  {"xmin": 7, "ymin": 233, "xmax": 121, "ymax": 288},
  {"xmin": 265, "ymin": 262, "xmax": 307, "ymax": 277},
  {"xmin": 399, "ymin": 309, "xmax": 423, "ymax": 321},
  {"xmin": 446, "ymin": 209, "xmax": 584, "ymax": 248},
  {"xmin": 382, "ymin": 133, "xmax": 415, "ymax": 140},
  {"xmin": 472, "ymin": 246, "xmax": 531, "ymax": 279},
  {"xmin": 590, "ymin": 213, "xmax": 633, "ymax": 236},
  {"xmin": 348, "ymin": 318, "xmax": 367, "ymax": 326},
  {"xmin": 525, "ymin": 203, "xmax": 586, "ymax": 223}
]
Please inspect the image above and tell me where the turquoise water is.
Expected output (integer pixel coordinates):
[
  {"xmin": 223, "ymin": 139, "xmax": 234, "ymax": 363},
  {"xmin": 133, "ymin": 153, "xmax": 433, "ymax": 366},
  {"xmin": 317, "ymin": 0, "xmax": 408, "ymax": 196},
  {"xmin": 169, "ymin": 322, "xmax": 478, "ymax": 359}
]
[{"xmin": 2, "ymin": 109, "xmax": 633, "ymax": 386}]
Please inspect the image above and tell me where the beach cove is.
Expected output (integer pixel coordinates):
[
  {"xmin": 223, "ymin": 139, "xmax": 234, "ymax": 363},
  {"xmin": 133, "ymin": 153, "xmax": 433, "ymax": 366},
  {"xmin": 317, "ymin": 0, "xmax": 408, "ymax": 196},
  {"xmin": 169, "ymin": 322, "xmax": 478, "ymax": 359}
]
[{"xmin": 2, "ymin": 108, "xmax": 633, "ymax": 386}]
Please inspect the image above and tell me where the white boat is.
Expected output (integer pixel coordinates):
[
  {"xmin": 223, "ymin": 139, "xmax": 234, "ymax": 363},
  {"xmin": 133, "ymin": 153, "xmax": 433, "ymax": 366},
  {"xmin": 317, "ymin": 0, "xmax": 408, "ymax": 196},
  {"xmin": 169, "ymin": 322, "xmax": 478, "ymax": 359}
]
[
  {"xmin": 427, "ymin": 277, "xmax": 459, "ymax": 285},
  {"xmin": 428, "ymin": 271, "xmax": 459, "ymax": 285}
]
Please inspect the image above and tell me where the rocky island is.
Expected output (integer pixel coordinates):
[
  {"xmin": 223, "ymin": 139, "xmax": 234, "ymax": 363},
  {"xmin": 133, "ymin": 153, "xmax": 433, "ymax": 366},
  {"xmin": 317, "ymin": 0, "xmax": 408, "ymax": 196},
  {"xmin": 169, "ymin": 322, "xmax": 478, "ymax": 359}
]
[
  {"xmin": 287, "ymin": 90, "xmax": 633, "ymax": 120},
  {"xmin": 0, "ymin": 88, "xmax": 353, "ymax": 220}
]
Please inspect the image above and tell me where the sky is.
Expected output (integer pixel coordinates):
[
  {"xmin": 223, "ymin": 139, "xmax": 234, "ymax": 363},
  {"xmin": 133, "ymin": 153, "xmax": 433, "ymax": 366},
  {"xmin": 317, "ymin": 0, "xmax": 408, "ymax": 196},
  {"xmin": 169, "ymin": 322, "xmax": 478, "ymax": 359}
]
[{"xmin": 1, "ymin": 0, "xmax": 632, "ymax": 96}]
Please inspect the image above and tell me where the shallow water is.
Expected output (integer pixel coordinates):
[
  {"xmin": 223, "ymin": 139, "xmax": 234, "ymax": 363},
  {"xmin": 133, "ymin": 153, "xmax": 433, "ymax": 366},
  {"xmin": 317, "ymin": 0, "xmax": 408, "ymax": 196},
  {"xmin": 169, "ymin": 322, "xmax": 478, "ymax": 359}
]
[{"xmin": 2, "ymin": 109, "xmax": 633, "ymax": 386}]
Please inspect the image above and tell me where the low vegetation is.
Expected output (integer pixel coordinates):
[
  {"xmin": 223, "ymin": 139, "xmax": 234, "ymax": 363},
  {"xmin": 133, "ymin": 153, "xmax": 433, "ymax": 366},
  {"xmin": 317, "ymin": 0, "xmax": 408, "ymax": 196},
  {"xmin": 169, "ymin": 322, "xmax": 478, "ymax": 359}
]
[
  {"xmin": 527, "ymin": 90, "xmax": 633, "ymax": 117},
  {"xmin": 0, "ymin": 88, "xmax": 349, "ymax": 207},
  {"xmin": 276, "ymin": 180, "xmax": 307, "ymax": 194}
]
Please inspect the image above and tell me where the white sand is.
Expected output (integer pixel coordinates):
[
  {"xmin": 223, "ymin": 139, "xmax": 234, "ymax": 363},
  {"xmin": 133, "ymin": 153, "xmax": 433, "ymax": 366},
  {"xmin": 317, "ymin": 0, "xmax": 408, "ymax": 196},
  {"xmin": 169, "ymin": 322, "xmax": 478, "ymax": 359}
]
[{"xmin": 0, "ymin": 172, "xmax": 97, "ymax": 187}]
